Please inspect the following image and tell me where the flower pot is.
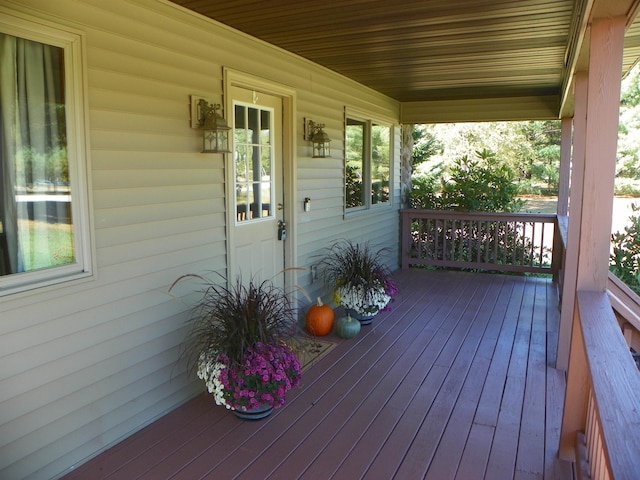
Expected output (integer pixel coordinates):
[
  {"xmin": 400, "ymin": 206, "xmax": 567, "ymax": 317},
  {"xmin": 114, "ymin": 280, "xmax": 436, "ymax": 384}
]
[
  {"xmin": 233, "ymin": 403, "xmax": 274, "ymax": 420},
  {"xmin": 197, "ymin": 343, "xmax": 301, "ymax": 415},
  {"xmin": 345, "ymin": 308, "xmax": 377, "ymax": 325}
]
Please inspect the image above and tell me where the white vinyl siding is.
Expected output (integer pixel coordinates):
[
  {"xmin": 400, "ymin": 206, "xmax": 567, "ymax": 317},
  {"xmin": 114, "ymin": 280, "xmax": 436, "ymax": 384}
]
[{"xmin": 0, "ymin": 1, "xmax": 401, "ymax": 479}]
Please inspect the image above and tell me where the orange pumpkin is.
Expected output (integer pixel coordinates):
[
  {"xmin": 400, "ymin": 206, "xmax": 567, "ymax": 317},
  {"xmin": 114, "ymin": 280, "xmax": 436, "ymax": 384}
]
[{"xmin": 305, "ymin": 297, "xmax": 335, "ymax": 336}]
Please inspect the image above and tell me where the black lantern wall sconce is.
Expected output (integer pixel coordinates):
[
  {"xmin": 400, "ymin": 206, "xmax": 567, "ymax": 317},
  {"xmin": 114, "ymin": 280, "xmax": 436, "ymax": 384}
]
[
  {"xmin": 305, "ymin": 119, "xmax": 331, "ymax": 158},
  {"xmin": 191, "ymin": 96, "xmax": 231, "ymax": 153}
]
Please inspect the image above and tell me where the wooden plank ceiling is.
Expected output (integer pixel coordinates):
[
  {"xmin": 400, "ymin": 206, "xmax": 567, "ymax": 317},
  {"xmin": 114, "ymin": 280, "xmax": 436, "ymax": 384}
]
[{"xmin": 171, "ymin": 0, "xmax": 640, "ymax": 118}]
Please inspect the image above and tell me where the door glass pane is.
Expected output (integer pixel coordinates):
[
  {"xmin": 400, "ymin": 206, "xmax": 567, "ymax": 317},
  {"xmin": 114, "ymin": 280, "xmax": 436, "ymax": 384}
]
[
  {"xmin": 346, "ymin": 118, "xmax": 365, "ymax": 208},
  {"xmin": 371, "ymin": 124, "xmax": 390, "ymax": 205},
  {"xmin": 235, "ymin": 145, "xmax": 247, "ymax": 182},
  {"xmin": 260, "ymin": 110, "xmax": 270, "ymax": 144},
  {"xmin": 234, "ymin": 103, "xmax": 274, "ymax": 222},
  {"xmin": 234, "ymin": 144, "xmax": 248, "ymax": 220}
]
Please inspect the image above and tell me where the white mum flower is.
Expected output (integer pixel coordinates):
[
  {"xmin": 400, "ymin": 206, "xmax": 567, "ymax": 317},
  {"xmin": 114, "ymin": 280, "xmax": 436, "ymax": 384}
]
[
  {"xmin": 197, "ymin": 356, "xmax": 229, "ymax": 407},
  {"xmin": 336, "ymin": 284, "xmax": 390, "ymax": 316}
]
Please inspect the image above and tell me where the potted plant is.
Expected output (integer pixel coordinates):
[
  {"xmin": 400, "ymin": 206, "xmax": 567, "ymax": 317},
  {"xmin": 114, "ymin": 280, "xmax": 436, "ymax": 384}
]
[
  {"xmin": 172, "ymin": 275, "xmax": 302, "ymax": 420},
  {"xmin": 319, "ymin": 240, "xmax": 398, "ymax": 325}
]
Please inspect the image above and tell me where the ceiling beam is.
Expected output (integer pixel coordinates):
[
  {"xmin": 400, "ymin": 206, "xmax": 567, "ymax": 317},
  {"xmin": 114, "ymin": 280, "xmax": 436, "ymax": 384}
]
[
  {"xmin": 559, "ymin": 0, "xmax": 592, "ymax": 118},
  {"xmin": 560, "ymin": 0, "xmax": 640, "ymax": 118},
  {"xmin": 400, "ymin": 95, "xmax": 559, "ymax": 124}
]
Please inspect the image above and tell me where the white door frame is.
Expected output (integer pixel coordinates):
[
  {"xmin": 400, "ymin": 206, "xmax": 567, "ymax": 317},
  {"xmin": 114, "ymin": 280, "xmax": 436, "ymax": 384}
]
[{"xmin": 223, "ymin": 68, "xmax": 297, "ymax": 291}]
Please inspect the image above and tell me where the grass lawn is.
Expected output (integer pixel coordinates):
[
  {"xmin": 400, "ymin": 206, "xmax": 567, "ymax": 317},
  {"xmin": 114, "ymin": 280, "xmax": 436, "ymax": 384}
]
[
  {"xmin": 18, "ymin": 218, "xmax": 75, "ymax": 271},
  {"xmin": 522, "ymin": 195, "xmax": 639, "ymax": 234}
]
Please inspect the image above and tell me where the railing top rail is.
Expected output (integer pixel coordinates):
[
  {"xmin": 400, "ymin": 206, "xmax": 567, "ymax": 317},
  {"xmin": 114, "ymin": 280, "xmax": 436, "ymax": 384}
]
[
  {"xmin": 576, "ymin": 290, "xmax": 640, "ymax": 479},
  {"xmin": 607, "ymin": 271, "xmax": 640, "ymax": 333},
  {"xmin": 401, "ymin": 209, "xmax": 558, "ymax": 223},
  {"xmin": 557, "ymin": 214, "xmax": 569, "ymax": 247}
]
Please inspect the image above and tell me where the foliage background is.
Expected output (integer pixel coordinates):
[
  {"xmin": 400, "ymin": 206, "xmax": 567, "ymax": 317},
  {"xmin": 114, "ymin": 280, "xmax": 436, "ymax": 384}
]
[
  {"xmin": 408, "ymin": 64, "xmax": 640, "ymax": 291},
  {"xmin": 411, "ymin": 64, "xmax": 640, "ymax": 205}
]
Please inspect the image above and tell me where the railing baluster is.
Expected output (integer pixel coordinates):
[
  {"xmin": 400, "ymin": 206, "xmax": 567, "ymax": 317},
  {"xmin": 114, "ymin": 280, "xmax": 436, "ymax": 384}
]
[
  {"xmin": 539, "ymin": 222, "xmax": 545, "ymax": 267},
  {"xmin": 453, "ymin": 219, "xmax": 458, "ymax": 262},
  {"xmin": 463, "ymin": 220, "xmax": 467, "ymax": 262},
  {"xmin": 444, "ymin": 218, "xmax": 449, "ymax": 261},
  {"xmin": 437, "ymin": 217, "xmax": 441, "ymax": 261},
  {"xmin": 431, "ymin": 217, "xmax": 436, "ymax": 260},
  {"xmin": 417, "ymin": 216, "xmax": 421, "ymax": 259},
  {"xmin": 522, "ymin": 221, "xmax": 527, "ymax": 266},
  {"xmin": 530, "ymin": 222, "xmax": 535, "ymax": 267},
  {"xmin": 432, "ymin": 217, "xmax": 436, "ymax": 260},
  {"xmin": 520, "ymin": 221, "xmax": 526, "ymax": 266},
  {"xmin": 513, "ymin": 220, "xmax": 516, "ymax": 265},
  {"xmin": 470, "ymin": 219, "xmax": 475, "ymax": 263},
  {"xmin": 478, "ymin": 221, "xmax": 491, "ymax": 262},
  {"xmin": 450, "ymin": 219, "xmax": 455, "ymax": 261},
  {"xmin": 504, "ymin": 221, "xmax": 509, "ymax": 265},
  {"xmin": 587, "ymin": 390, "xmax": 597, "ymax": 476},
  {"xmin": 495, "ymin": 220, "xmax": 501, "ymax": 265}
]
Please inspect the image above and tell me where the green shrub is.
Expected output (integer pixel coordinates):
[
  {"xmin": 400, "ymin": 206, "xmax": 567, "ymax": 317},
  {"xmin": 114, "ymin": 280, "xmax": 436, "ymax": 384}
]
[
  {"xmin": 438, "ymin": 149, "xmax": 523, "ymax": 213},
  {"xmin": 515, "ymin": 180, "xmax": 541, "ymax": 196},
  {"xmin": 610, "ymin": 203, "xmax": 640, "ymax": 295},
  {"xmin": 409, "ymin": 175, "xmax": 440, "ymax": 209}
]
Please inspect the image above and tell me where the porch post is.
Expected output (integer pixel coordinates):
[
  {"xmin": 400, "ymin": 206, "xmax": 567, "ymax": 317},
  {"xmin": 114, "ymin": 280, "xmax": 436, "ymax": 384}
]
[
  {"xmin": 575, "ymin": 17, "xmax": 624, "ymax": 291},
  {"xmin": 556, "ymin": 77, "xmax": 587, "ymax": 372},
  {"xmin": 559, "ymin": 15, "xmax": 625, "ymax": 460}
]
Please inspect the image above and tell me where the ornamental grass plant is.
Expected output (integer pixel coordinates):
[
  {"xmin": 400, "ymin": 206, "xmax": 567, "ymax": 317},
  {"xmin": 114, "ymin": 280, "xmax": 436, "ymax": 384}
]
[
  {"xmin": 319, "ymin": 240, "xmax": 398, "ymax": 316},
  {"xmin": 171, "ymin": 274, "xmax": 301, "ymax": 411}
]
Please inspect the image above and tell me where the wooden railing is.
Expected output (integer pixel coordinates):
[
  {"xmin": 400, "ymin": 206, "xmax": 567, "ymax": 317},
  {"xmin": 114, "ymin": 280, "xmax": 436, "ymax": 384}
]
[
  {"xmin": 400, "ymin": 209, "xmax": 562, "ymax": 277},
  {"xmin": 560, "ymin": 291, "xmax": 640, "ymax": 480},
  {"xmin": 608, "ymin": 272, "xmax": 640, "ymax": 354}
]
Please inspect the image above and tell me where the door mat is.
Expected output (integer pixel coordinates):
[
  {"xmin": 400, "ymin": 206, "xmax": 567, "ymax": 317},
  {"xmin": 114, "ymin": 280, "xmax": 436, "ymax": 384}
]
[{"xmin": 291, "ymin": 337, "xmax": 338, "ymax": 372}]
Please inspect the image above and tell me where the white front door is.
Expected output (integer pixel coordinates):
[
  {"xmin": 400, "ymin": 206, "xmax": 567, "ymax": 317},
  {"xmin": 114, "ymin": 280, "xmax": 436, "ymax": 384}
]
[{"xmin": 228, "ymin": 87, "xmax": 285, "ymax": 286}]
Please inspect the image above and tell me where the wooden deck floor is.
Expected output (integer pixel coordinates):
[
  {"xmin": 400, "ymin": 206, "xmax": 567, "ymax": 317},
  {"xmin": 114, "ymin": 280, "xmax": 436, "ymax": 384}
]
[{"xmin": 62, "ymin": 269, "xmax": 573, "ymax": 480}]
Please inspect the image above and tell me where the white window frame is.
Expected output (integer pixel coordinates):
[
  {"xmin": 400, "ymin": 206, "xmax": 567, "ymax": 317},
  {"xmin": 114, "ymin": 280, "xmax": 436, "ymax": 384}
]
[
  {"xmin": 0, "ymin": 10, "xmax": 94, "ymax": 296},
  {"xmin": 344, "ymin": 109, "xmax": 394, "ymax": 214}
]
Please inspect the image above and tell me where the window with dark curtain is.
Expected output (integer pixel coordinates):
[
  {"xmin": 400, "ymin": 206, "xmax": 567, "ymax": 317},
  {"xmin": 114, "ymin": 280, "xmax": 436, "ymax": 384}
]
[{"xmin": 0, "ymin": 32, "xmax": 74, "ymax": 277}]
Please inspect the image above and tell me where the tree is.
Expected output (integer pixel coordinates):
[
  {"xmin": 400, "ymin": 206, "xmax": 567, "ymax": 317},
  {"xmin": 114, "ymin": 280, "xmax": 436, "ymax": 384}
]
[
  {"xmin": 411, "ymin": 125, "xmax": 442, "ymax": 168},
  {"xmin": 610, "ymin": 204, "xmax": 640, "ymax": 295},
  {"xmin": 411, "ymin": 120, "xmax": 561, "ymax": 196},
  {"xmin": 516, "ymin": 121, "xmax": 561, "ymax": 193},
  {"xmin": 618, "ymin": 66, "xmax": 640, "ymax": 179}
]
